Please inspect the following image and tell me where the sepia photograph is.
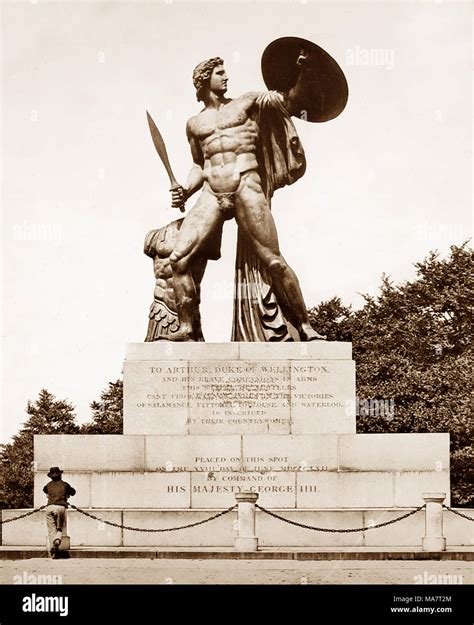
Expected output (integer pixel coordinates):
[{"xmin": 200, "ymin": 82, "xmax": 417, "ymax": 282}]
[{"xmin": 0, "ymin": 1, "xmax": 472, "ymax": 623}]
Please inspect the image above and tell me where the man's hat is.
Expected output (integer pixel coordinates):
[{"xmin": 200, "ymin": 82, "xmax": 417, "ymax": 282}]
[{"xmin": 47, "ymin": 466, "xmax": 63, "ymax": 478}]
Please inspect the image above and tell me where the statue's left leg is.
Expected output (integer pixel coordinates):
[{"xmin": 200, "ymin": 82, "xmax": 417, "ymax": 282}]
[{"xmin": 235, "ymin": 174, "xmax": 325, "ymax": 341}]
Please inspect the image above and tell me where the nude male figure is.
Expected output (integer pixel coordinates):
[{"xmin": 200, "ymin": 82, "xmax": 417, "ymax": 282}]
[{"xmin": 169, "ymin": 56, "xmax": 324, "ymax": 341}]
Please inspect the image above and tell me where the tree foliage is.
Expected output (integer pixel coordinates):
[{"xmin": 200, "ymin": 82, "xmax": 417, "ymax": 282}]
[
  {"xmin": 0, "ymin": 390, "xmax": 79, "ymax": 509},
  {"xmin": 0, "ymin": 381, "xmax": 123, "ymax": 509},
  {"xmin": 80, "ymin": 380, "xmax": 123, "ymax": 434},
  {"xmin": 309, "ymin": 243, "xmax": 473, "ymax": 506}
]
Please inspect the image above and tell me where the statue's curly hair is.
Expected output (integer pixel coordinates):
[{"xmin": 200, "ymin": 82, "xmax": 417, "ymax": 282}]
[{"xmin": 192, "ymin": 57, "xmax": 224, "ymax": 102}]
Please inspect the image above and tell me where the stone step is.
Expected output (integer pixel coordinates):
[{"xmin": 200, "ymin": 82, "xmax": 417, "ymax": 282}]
[{"xmin": 1, "ymin": 548, "xmax": 472, "ymax": 560}]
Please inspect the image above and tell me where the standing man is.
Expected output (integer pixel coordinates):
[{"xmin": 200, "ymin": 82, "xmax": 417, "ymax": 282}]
[
  {"xmin": 168, "ymin": 56, "xmax": 325, "ymax": 341},
  {"xmin": 43, "ymin": 466, "xmax": 76, "ymax": 558}
]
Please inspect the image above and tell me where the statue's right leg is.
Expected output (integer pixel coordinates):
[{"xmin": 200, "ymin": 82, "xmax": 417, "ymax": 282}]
[{"xmin": 169, "ymin": 190, "xmax": 222, "ymax": 341}]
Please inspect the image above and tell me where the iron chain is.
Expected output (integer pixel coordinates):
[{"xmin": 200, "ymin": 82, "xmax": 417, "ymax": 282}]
[
  {"xmin": 69, "ymin": 504, "xmax": 237, "ymax": 532},
  {"xmin": 443, "ymin": 505, "xmax": 474, "ymax": 522},
  {"xmin": 255, "ymin": 504, "xmax": 425, "ymax": 533},
  {"xmin": 4, "ymin": 503, "xmax": 472, "ymax": 533},
  {"xmin": 0, "ymin": 505, "xmax": 47, "ymax": 524}
]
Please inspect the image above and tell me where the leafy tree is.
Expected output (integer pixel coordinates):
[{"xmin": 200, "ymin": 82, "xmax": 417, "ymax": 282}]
[
  {"xmin": 0, "ymin": 390, "xmax": 79, "ymax": 509},
  {"xmin": 0, "ymin": 381, "xmax": 123, "ymax": 509},
  {"xmin": 309, "ymin": 243, "xmax": 473, "ymax": 506},
  {"xmin": 80, "ymin": 380, "xmax": 123, "ymax": 434},
  {"xmin": 308, "ymin": 297, "xmax": 353, "ymax": 342},
  {"xmin": 450, "ymin": 446, "xmax": 474, "ymax": 506}
]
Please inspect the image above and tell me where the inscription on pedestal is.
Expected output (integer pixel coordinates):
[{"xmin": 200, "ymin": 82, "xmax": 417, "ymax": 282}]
[
  {"xmin": 145, "ymin": 435, "xmax": 336, "ymax": 472},
  {"xmin": 124, "ymin": 358, "xmax": 356, "ymax": 435},
  {"xmin": 290, "ymin": 360, "xmax": 356, "ymax": 433},
  {"xmin": 139, "ymin": 364, "xmax": 188, "ymax": 410},
  {"xmin": 188, "ymin": 361, "xmax": 290, "ymax": 434},
  {"xmin": 123, "ymin": 361, "xmax": 189, "ymax": 434},
  {"xmin": 191, "ymin": 471, "xmax": 297, "ymax": 507}
]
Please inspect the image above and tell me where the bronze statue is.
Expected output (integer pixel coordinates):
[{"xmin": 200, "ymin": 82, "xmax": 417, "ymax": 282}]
[
  {"xmin": 145, "ymin": 37, "xmax": 348, "ymax": 342},
  {"xmin": 144, "ymin": 219, "xmax": 207, "ymax": 341}
]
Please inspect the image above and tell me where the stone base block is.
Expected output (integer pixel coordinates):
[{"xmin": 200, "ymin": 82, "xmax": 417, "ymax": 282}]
[
  {"xmin": 256, "ymin": 509, "xmax": 366, "ymax": 548},
  {"xmin": 34, "ymin": 432, "xmax": 448, "ymax": 473},
  {"xmin": 1, "ymin": 509, "xmax": 47, "ymax": 546},
  {"xmin": 33, "ymin": 468, "xmax": 450, "ymax": 510},
  {"xmin": 33, "ymin": 433, "xmax": 450, "ymax": 509},
  {"xmin": 35, "ymin": 435, "xmax": 146, "ymax": 472},
  {"xmin": 122, "ymin": 510, "xmax": 237, "ymax": 547},
  {"xmin": 443, "ymin": 509, "xmax": 474, "ymax": 546},
  {"xmin": 69, "ymin": 510, "xmax": 123, "ymax": 547}
]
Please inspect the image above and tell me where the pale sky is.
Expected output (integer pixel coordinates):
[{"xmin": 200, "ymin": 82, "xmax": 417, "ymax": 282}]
[{"xmin": 1, "ymin": 0, "xmax": 471, "ymax": 441}]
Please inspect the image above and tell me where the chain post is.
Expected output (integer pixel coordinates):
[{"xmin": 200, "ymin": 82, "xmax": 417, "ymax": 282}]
[
  {"xmin": 422, "ymin": 493, "xmax": 446, "ymax": 551},
  {"xmin": 234, "ymin": 491, "xmax": 259, "ymax": 552}
]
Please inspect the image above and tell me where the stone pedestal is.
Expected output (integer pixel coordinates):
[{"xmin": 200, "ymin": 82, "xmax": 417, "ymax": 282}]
[
  {"xmin": 123, "ymin": 342, "xmax": 356, "ymax": 435},
  {"xmin": 30, "ymin": 342, "xmax": 451, "ymax": 547}
]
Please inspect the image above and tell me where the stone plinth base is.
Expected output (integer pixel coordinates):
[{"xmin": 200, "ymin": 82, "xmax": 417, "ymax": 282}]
[
  {"xmin": 34, "ymin": 433, "xmax": 450, "ymax": 510},
  {"xmin": 28, "ymin": 341, "xmax": 454, "ymax": 549}
]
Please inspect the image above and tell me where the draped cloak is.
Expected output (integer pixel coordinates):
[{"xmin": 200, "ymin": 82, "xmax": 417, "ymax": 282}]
[{"xmin": 231, "ymin": 91, "xmax": 306, "ymax": 341}]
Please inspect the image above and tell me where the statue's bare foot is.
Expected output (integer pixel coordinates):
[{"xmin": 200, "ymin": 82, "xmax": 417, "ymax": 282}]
[{"xmin": 300, "ymin": 324, "xmax": 327, "ymax": 341}]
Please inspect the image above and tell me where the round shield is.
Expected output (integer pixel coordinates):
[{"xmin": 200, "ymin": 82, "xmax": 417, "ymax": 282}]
[{"xmin": 261, "ymin": 36, "xmax": 348, "ymax": 122}]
